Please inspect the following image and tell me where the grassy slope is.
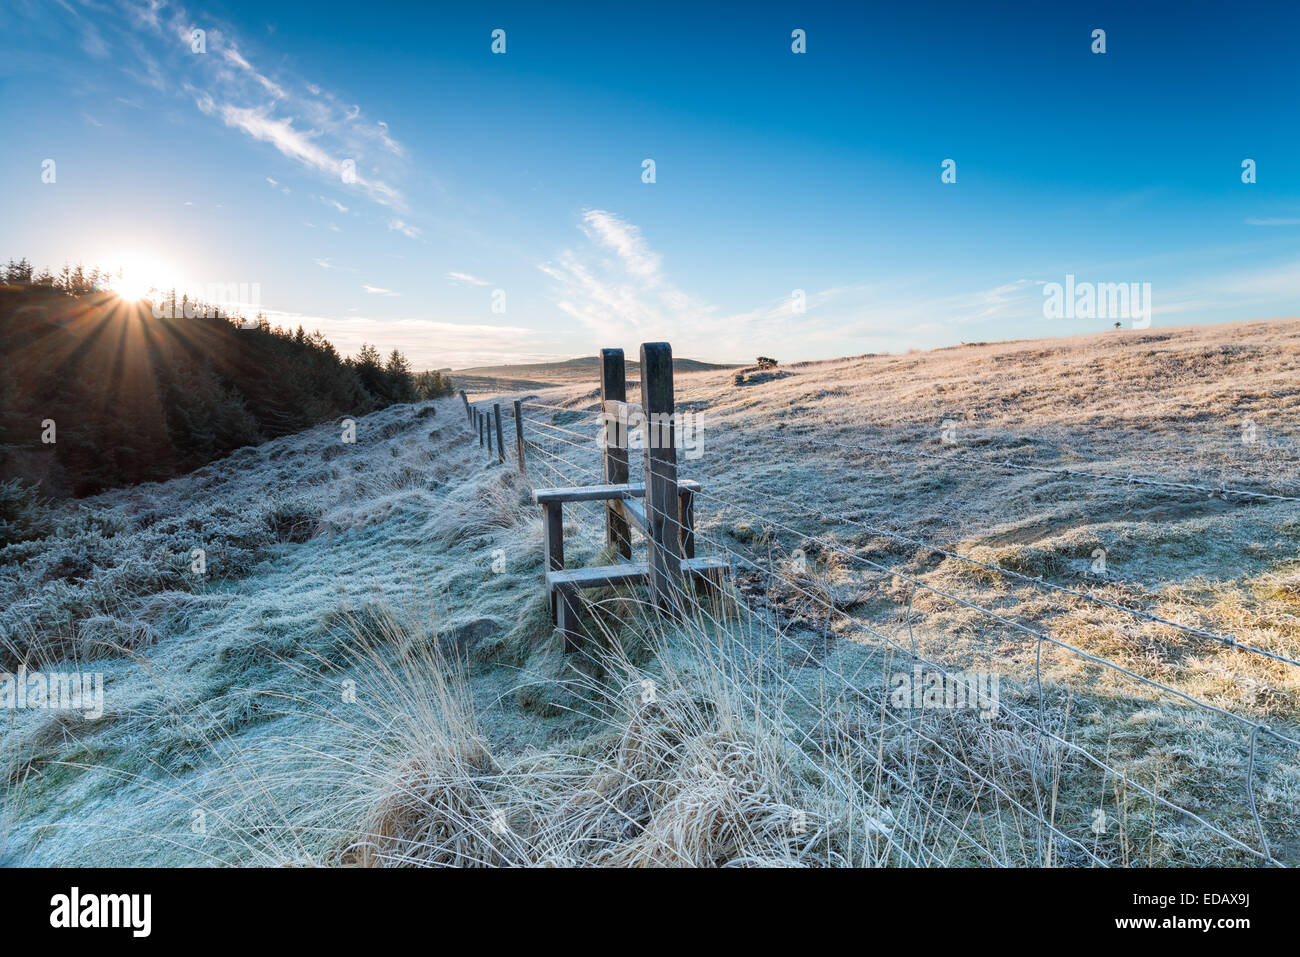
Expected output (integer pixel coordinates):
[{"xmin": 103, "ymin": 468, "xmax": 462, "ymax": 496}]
[
  {"xmin": 4, "ymin": 318, "xmax": 1298, "ymax": 866},
  {"xmin": 499, "ymin": 317, "xmax": 1300, "ymax": 863}
]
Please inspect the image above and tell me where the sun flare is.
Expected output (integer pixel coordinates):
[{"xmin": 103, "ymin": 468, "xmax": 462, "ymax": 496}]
[{"xmin": 109, "ymin": 252, "xmax": 176, "ymax": 302}]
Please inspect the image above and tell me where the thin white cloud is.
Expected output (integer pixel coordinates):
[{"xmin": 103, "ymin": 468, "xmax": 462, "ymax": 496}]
[
  {"xmin": 115, "ymin": 1, "xmax": 409, "ymax": 212},
  {"xmin": 447, "ymin": 271, "xmax": 491, "ymax": 286},
  {"xmin": 387, "ymin": 218, "xmax": 421, "ymax": 239},
  {"xmin": 221, "ymin": 44, "xmax": 285, "ymax": 99},
  {"xmin": 580, "ymin": 209, "xmax": 662, "ymax": 280},
  {"xmin": 541, "ymin": 209, "xmax": 1042, "ymax": 361},
  {"xmin": 362, "ymin": 283, "xmax": 400, "ymax": 296},
  {"xmin": 540, "ymin": 209, "xmax": 716, "ymax": 349},
  {"xmin": 374, "ymin": 120, "xmax": 403, "ymax": 157}
]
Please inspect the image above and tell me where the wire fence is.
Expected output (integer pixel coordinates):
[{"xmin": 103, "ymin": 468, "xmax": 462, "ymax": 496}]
[{"xmin": 458, "ymin": 391, "xmax": 1297, "ymax": 866}]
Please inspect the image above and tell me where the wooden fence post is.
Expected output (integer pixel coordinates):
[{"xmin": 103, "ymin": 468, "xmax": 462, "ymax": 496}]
[
  {"xmin": 600, "ymin": 348, "xmax": 632, "ymax": 559},
  {"xmin": 478, "ymin": 409, "xmax": 484, "ymax": 447},
  {"xmin": 639, "ymin": 342, "xmax": 682, "ymax": 612},
  {"xmin": 679, "ymin": 486, "xmax": 695, "ymax": 560},
  {"xmin": 486, "ymin": 408, "xmax": 493, "ymax": 456},
  {"xmin": 513, "ymin": 399, "xmax": 526, "ymax": 472},
  {"xmin": 460, "ymin": 390, "xmax": 471, "ymax": 424},
  {"xmin": 494, "ymin": 404, "xmax": 505, "ymax": 463}
]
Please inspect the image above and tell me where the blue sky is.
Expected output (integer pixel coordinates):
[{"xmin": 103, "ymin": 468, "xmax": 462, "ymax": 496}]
[{"xmin": 1, "ymin": 0, "xmax": 1297, "ymax": 367}]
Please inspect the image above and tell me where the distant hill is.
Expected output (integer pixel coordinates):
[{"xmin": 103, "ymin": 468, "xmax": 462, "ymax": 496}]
[{"xmin": 450, "ymin": 354, "xmax": 737, "ymax": 393}]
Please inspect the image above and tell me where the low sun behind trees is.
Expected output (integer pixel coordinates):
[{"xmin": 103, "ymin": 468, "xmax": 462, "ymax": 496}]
[{"xmin": 0, "ymin": 260, "xmax": 454, "ymax": 498}]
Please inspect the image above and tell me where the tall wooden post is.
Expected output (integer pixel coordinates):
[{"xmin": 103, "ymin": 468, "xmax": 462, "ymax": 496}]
[
  {"xmin": 600, "ymin": 348, "xmax": 632, "ymax": 559},
  {"xmin": 639, "ymin": 342, "xmax": 681, "ymax": 611},
  {"xmin": 460, "ymin": 390, "xmax": 471, "ymax": 423},
  {"xmin": 513, "ymin": 399, "xmax": 526, "ymax": 472},
  {"xmin": 679, "ymin": 487, "xmax": 696, "ymax": 559},
  {"xmin": 486, "ymin": 408, "xmax": 493, "ymax": 455},
  {"xmin": 542, "ymin": 499, "xmax": 574, "ymax": 646},
  {"xmin": 493, "ymin": 404, "xmax": 505, "ymax": 463},
  {"xmin": 478, "ymin": 409, "xmax": 484, "ymax": 447}
]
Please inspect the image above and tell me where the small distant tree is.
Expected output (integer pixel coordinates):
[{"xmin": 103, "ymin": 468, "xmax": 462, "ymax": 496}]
[
  {"xmin": 6, "ymin": 258, "xmax": 33, "ymax": 284},
  {"xmin": 756, "ymin": 356, "xmax": 778, "ymax": 370},
  {"xmin": 384, "ymin": 349, "xmax": 417, "ymax": 402},
  {"xmin": 414, "ymin": 369, "xmax": 454, "ymax": 399},
  {"xmin": 385, "ymin": 348, "xmax": 411, "ymax": 379},
  {"xmin": 351, "ymin": 343, "xmax": 386, "ymax": 398}
]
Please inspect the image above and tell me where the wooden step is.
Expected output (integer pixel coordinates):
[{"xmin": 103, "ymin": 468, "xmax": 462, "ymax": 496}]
[{"xmin": 546, "ymin": 556, "xmax": 728, "ymax": 595}]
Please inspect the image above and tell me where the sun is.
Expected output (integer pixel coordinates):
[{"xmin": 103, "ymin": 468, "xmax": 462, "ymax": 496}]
[{"xmin": 109, "ymin": 252, "xmax": 176, "ymax": 302}]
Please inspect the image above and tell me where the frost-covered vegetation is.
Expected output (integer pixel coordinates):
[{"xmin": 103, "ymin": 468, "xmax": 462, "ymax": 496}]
[{"xmin": 3, "ymin": 318, "xmax": 1299, "ymax": 867}]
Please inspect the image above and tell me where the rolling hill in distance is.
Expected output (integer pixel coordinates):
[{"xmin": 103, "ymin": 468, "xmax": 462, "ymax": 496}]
[{"xmin": 448, "ymin": 355, "xmax": 737, "ymax": 393}]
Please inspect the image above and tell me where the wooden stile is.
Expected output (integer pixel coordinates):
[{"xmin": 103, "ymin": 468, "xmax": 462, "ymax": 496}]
[
  {"xmin": 525, "ymin": 340, "xmax": 727, "ymax": 651},
  {"xmin": 639, "ymin": 341, "xmax": 682, "ymax": 613}
]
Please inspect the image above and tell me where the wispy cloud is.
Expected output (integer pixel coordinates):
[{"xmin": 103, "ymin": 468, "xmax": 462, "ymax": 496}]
[
  {"xmin": 362, "ymin": 283, "xmax": 400, "ymax": 296},
  {"xmin": 1246, "ymin": 217, "xmax": 1300, "ymax": 226},
  {"xmin": 540, "ymin": 209, "xmax": 715, "ymax": 343},
  {"xmin": 221, "ymin": 44, "xmax": 285, "ymax": 99},
  {"xmin": 447, "ymin": 271, "xmax": 491, "ymax": 286},
  {"xmin": 540, "ymin": 209, "xmax": 1046, "ymax": 360},
  {"xmin": 110, "ymin": 0, "xmax": 409, "ymax": 212},
  {"xmin": 579, "ymin": 209, "xmax": 662, "ymax": 280},
  {"xmin": 387, "ymin": 218, "xmax": 421, "ymax": 239}
]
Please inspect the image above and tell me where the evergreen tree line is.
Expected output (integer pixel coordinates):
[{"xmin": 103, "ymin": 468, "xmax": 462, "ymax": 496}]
[
  {"xmin": 1, "ymin": 260, "xmax": 454, "ymax": 497},
  {"xmin": 3, "ymin": 256, "xmax": 113, "ymax": 296}
]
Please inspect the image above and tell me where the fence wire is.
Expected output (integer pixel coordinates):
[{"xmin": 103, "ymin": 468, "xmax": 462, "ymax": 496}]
[{"xmin": 458, "ymin": 394, "xmax": 1293, "ymax": 865}]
